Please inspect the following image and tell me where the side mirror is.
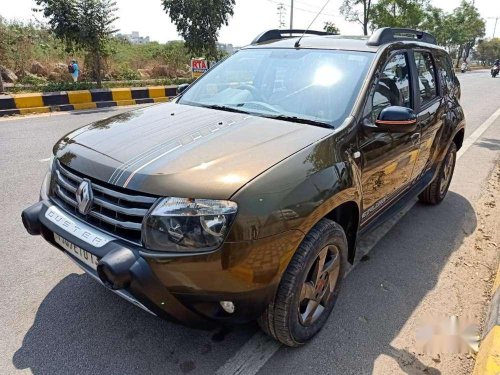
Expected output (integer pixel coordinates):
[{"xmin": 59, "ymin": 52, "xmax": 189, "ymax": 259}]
[
  {"xmin": 375, "ymin": 106, "xmax": 417, "ymax": 133},
  {"xmin": 177, "ymin": 83, "xmax": 190, "ymax": 95}
]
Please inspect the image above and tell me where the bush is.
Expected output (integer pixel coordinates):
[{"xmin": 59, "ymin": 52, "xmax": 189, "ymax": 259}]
[
  {"xmin": 113, "ymin": 65, "xmax": 141, "ymax": 80},
  {"xmin": 42, "ymin": 81, "xmax": 97, "ymax": 92},
  {"xmin": 18, "ymin": 74, "xmax": 47, "ymax": 85}
]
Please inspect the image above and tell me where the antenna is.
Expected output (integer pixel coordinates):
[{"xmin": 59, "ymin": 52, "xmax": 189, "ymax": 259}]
[{"xmin": 294, "ymin": 0, "xmax": 332, "ymax": 48}]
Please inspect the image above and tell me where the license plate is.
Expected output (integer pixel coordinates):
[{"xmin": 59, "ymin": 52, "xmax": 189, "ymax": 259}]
[{"xmin": 55, "ymin": 233, "xmax": 99, "ymax": 270}]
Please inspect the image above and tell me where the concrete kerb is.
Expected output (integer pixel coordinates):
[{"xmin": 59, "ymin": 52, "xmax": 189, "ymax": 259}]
[
  {"xmin": 473, "ymin": 262, "xmax": 500, "ymax": 374},
  {"xmin": 0, "ymin": 86, "xmax": 178, "ymax": 117}
]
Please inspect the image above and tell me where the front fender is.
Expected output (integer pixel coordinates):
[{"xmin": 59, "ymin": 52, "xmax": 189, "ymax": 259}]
[{"xmin": 229, "ymin": 135, "xmax": 361, "ymax": 242}]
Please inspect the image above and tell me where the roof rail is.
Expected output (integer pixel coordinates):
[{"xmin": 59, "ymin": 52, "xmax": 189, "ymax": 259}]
[
  {"xmin": 251, "ymin": 29, "xmax": 335, "ymax": 45},
  {"xmin": 367, "ymin": 28, "xmax": 437, "ymax": 46}
]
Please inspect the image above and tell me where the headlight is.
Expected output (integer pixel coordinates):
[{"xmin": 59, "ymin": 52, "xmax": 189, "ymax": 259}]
[{"xmin": 142, "ymin": 197, "xmax": 238, "ymax": 252}]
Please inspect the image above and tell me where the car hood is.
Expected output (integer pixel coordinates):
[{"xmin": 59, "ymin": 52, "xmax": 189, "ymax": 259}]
[{"xmin": 54, "ymin": 103, "xmax": 332, "ymax": 199}]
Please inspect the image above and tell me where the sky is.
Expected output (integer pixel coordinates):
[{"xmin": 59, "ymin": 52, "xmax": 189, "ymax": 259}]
[{"xmin": 1, "ymin": 0, "xmax": 498, "ymax": 46}]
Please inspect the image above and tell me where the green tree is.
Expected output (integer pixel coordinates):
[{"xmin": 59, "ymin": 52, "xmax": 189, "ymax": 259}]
[
  {"xmin": 324, "ymin": 22, "xmax": 340, "ymax": 34},
  {"xmin": 421, "ymin": 6, "xmax": 452, "ymax": 47},
  {"xmin": 161, "ymin": 0, "xmax": 235, "ymax": 60},
  {"xmin": 370, "ymin": 0, "xmax": 429, "ymax": 30},
  {"xmin": 476, "ymin": 38, "xmax": 500, "ymax": 64},
  {"xmin": 0, "ymin": 18, "xmax": 40, "ymax": 77},
  {"xmin": 340, "ymin": 0, "xmax": 374, "ymax": 36},
  {"xmin": 34, "ymin": 0, "xmax": 118, "ymax": 87},
  {"xmin": 163, "ymin": 41, "xmax": 191, "ymax": 70},
  {"xmin": 448, "ymin": 1, "xmax": 485, "ymax": 66}
]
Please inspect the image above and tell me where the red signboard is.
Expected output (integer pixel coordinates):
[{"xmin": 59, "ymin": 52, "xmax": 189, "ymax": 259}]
[{"xmin": 191, "ymin": 59, "xmax": 209, "ymax": 77}]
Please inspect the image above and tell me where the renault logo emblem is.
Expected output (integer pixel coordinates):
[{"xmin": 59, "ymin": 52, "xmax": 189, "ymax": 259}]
[{"xmin": 76, "ymin": 179, "xmax": 93, "ymax": 215}]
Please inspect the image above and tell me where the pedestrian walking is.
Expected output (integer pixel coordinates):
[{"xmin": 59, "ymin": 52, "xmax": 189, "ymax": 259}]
[{"xmin": 68, "ymin": 60, "xmax": 79, "ymax": 82}]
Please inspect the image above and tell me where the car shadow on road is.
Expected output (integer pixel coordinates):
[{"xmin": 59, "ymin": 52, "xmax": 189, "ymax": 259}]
[
  {"xmin": 263, "ymin": 191, "xmax": 476, "ymax": 375},
  {"xmin": 12, "ymin": 192, "xmax": 476, "ymax": 375},
  {"xmin": 12, "ymin": 273, "xmax": 256, "ymax": 374}
]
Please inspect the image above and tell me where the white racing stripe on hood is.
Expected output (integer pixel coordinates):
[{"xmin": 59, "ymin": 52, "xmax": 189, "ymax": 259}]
[{"xmin": 109, "ymin": 116, "xmax": 247, "ymax": 187}]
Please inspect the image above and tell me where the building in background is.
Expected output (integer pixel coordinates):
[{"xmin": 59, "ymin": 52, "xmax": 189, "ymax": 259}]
[
  {"xmin": 217, "ymin": 43, "xmax": 237, "ymax": 55},
  {"xmin": 117, "ymin": 31, "xmax": 151, "ymax": 44}
]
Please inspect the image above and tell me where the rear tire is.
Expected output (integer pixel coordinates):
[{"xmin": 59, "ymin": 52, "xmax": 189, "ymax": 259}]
[
  {"xmin": 258, "ymin": 219, "xmax": 347, "ymax": 347},
  {"xmin": 418, "ymin": 142, "xmax": 457, "ymax": 205}
]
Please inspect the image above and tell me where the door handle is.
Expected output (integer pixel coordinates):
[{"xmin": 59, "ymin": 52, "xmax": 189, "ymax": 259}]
[{"xmin": 411, "ymin": 133, "xmax": 421, "ymax": 145}]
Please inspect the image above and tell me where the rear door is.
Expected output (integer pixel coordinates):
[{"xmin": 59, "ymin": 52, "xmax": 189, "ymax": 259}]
[
  {"xmin": 408, "ymin": 49, "xmax": 445, "ymax": 182},
  {"xmin": 358, "ymin": 51, "xmax": 421, "ymax": 223}
]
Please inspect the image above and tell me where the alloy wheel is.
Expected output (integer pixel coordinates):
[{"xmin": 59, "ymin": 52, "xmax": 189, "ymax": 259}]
[
  {"xmin": 440, "ymin": 151, "xmax": 455, "ymax": 195},
  {"xmin": 298, "ymin": 245, "xmax": 340, "ymax": 326}
]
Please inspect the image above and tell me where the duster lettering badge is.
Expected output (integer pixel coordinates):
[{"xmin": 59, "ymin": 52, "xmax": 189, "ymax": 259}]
[{"xmin": 22, "ymin": 27, "xmax": 465, "ymax": 347}]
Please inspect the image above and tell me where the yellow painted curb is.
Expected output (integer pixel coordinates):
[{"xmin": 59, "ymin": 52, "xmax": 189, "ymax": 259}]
[
  {"xmin": 111, "ymin": 88, "xmax": 132, "ymax": 101},
  {"xmin": 1, "ymin": 86, "xmax": 178, "ymax": 117},
  {"xmin": 19, "ymin": 106, "xmax": 50, "ymax": 115},
  {"xmin": 68, "ymin": 90, "xmax": 92, "ymax": 104},
  {"xmin": 148, "ymin": 86, "xmax": 166, "ymax": 98},
  {"xmin": 116, "ymin": 99, "xmax": 136, "ymax": 107},
  {"xmin": 72, "ymin": 102, "xmax": 97, "ymax": 110},
  {"xmin": 13, "ymin": 93, "xmax": 44, "ymax": 109},
  {"xmin": 474, "ymin": 326, "xmax": 500, "ymax": 375}
]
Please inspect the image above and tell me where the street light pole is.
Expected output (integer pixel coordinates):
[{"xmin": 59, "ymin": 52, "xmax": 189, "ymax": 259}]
[
  {"xmin": 488, "ymin": 17, "xmax": 499, "ymax": 38},
  {"xmin": 290, "ymin": 0, "xmax": 294, "ymax": 30}
]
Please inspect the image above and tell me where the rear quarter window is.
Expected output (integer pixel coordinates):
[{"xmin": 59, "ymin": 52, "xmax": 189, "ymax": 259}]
[
  {"xmin": 413, "ymin": 51, "xmax": 438, "ymax": 106},
  {"xmin": 435, "ymin": 53, "xmax": 456, "ymax": 94}
]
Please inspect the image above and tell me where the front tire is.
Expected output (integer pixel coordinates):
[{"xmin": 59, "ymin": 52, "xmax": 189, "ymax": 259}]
[
  {"xmin": 258, "ymin": 219, "xmax": 347, "ymax": 347},
  {"xmin": 418, "ymin": 142, "xmax": 457, "ymax": 205}
]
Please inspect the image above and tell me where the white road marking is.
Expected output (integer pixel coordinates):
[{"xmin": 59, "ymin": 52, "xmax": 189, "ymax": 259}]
[
  {"xmin": 215, "ymin": 333, "xmax": 281, "ymax": 375},
  {"xmin": 215, "ymin": 108, "xmax": 500, "ymax": 375},
  {"xmin": 457, "ymin": 107, "xmax": 500, "ymax": 160},
  {"xmin": 39, "ymin": 157, "xmax": 51, "ymax": 162}
]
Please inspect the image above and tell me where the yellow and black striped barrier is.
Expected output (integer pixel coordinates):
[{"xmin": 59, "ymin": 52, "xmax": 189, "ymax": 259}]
[
  {"xmin": 0, "ymin": 86, "xmax": 178, "ymax": 116},
  {"xmin": 474, "ymin": 264, "xmax": 500, "ymax": 374}
]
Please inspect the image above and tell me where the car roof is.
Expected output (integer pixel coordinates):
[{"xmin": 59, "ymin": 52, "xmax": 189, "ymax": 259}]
[
  {"xmin": 244, "ymin": 35, "xmax": 379, "ymax": 52},
  {"xmin": 244, "ymin": 29, "xmax": 446, "ymax": 53}
]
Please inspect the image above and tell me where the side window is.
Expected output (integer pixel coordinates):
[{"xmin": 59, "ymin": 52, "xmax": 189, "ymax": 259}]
[
  {"xmin": 436, "ymin": 54, "xmax": 455, "ymax": 93},
  {"xmin": 413, "ymin": 51, "xmax": 438, "ymax": 105},
  {"xmin": 372, "ymin": 53, "xmax": 412, "ymax": 122}
]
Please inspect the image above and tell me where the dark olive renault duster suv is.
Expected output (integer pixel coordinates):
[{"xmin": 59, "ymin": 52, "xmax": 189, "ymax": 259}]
[{"xmin": 22, "ymin": 28, "xmax": 465, "ymax": 346}]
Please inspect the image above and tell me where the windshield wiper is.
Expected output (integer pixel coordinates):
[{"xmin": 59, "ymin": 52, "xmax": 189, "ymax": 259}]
[
  {"xmin": 265, "ymin": 115, "xmax": 333, "ymax": 129},
  {"xmin": 202, "ymin": 104, "xmax": 252, "ymax": 115}
]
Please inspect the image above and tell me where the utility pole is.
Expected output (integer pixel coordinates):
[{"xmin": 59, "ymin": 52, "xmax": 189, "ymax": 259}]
[
  {"xmin": 290, "ymin": 0, "xmax": 294, "ymax": 30},
  {"xmin": 277, "ymin": 3, "xmax": 287, "ymax": 29},
  {"xmin": 488, "ymin": 17, "xmax": 499, "ymax": 38}
]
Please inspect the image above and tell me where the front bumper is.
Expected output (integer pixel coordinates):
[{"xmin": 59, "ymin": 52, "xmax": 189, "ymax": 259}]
[{"xmin": 21, "ymin": 200, "xmax": 303, "ymax": 327}]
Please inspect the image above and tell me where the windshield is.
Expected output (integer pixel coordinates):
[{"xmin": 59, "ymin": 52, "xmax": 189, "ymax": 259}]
[{"xmin": 179, "ymin": 48, "xmax": 374, "ymax": 127}]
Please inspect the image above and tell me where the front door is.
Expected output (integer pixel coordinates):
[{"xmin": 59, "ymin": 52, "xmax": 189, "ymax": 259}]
[{"xmin": 358, "ymin": 51, "xmax": 420, "ymax": 224}]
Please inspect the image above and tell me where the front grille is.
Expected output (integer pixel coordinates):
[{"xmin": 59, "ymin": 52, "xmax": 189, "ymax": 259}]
[{"xmin": 50, "ymin": 161, "xmax": 157, "ymax": 244}]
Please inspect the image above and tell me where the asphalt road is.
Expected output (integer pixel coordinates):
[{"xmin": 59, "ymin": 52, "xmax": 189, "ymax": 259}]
[{"xmin": 0, "ymin": 70, "xmax": 499, "ymax": 375}]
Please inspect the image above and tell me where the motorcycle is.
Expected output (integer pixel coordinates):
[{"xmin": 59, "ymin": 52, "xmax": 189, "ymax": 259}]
[{"xmin": 492, "ymin": 64, "xmax": 500, "ymax": 78}]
